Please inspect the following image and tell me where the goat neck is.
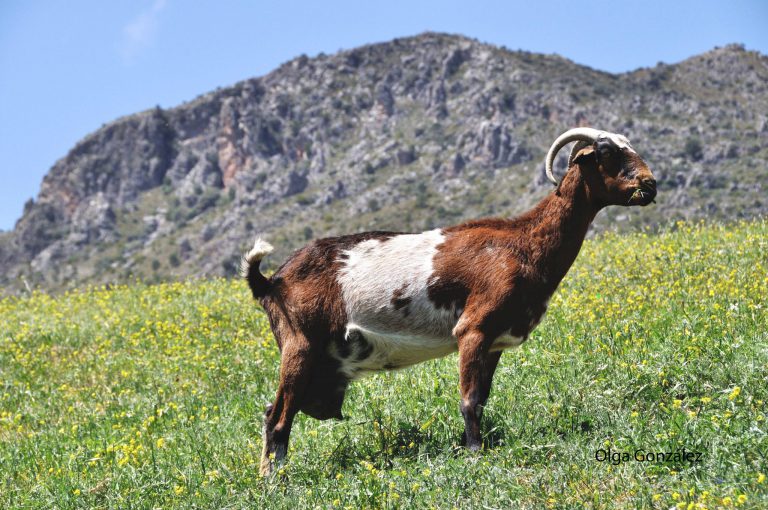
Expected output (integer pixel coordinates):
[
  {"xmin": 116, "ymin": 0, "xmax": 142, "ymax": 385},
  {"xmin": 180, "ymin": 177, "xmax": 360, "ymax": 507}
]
[{"xmin": 524, "ymin": 165, "xmax": 601, "ymax": 287}]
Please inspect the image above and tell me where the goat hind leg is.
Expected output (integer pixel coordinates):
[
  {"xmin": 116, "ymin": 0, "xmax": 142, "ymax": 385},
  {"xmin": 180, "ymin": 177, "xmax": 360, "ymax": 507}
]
[{"xmin": 261, "ymin": 337, "xmax": 314, "ymax": 476}]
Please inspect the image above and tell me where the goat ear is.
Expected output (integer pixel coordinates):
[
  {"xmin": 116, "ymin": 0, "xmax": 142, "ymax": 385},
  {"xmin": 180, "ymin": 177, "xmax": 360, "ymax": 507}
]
[{"xmin": 573, "ymin": 145, "xmax": 596, "ymax": 165}]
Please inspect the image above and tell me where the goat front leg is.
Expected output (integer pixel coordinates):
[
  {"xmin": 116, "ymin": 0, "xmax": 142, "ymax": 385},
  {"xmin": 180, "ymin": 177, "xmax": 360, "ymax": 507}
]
[
  {"xmin": 456, "ymin": 327, "xmax": 493, "ymax": 451},
  {"xmin": 478, "ymin": 351, "xmax": 502, "ymax": 416},
  {"xmin": 459, "ymin": 350, "xmax": 502, "ymax": 447}
]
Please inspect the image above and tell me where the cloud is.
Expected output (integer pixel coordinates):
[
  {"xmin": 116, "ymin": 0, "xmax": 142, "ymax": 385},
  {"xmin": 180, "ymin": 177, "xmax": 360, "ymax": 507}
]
[{"xmin": 119, "ymin": 0, "xmax": 167, "ymax": 64}]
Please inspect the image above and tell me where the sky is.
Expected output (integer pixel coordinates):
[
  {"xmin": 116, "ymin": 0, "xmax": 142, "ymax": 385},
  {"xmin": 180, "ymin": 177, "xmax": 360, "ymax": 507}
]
[{"xmin": 1, "ymin": 1, "xmax": 766, "ymax": 231}]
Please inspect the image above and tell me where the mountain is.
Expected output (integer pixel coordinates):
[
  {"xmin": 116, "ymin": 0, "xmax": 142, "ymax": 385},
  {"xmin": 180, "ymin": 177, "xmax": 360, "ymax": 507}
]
[{"xmin": 1, "ymin": 33, "xmax": 767, "ymax": 294}]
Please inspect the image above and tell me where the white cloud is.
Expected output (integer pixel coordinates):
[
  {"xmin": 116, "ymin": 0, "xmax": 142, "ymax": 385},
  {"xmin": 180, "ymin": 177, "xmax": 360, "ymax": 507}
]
[{"xmin": 119, "ymin": 0, "xmax": 167, "ymax": 64}]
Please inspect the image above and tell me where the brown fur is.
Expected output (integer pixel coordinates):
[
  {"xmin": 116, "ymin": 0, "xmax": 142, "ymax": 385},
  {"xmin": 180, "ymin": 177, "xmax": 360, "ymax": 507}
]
[
  {"xmin": 250, "ymin": 142, "xmax": 656, "ymax": 474},
  {"xmin": 390, "ymin": 284, "xmax": 412, "ymax": 315}
]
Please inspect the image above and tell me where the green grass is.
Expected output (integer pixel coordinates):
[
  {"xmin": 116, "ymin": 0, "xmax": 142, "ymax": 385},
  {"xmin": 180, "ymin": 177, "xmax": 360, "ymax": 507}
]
[{"xmin": 1, "ymin": 220, "xmax": 766, "ymax": 509}]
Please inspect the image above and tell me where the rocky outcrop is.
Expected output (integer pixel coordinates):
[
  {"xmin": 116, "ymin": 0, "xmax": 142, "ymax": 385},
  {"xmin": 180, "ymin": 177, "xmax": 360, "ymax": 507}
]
[{"xmin": 2, "ymin": 34, "xmax": 767, "ymax": 294}]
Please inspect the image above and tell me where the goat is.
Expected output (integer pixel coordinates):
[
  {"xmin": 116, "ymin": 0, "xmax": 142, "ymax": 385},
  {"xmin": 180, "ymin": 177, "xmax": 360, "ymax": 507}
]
[{"xmin": 242, "ymin": 127, "xmax": 657, "ymax": 475}]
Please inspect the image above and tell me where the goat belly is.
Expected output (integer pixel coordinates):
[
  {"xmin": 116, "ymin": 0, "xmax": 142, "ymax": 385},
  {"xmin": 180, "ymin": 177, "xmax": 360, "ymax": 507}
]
[
  {"xmin": 333, "ymin": 327, "xmax": 459, "ymax": 378},
  {"xmin": 490, "ymin": 334, "xmax": 526, "ymax": 351},
  {"xmin": 334, "ymin": 229, "xmax": 461, "ymax": 378}
]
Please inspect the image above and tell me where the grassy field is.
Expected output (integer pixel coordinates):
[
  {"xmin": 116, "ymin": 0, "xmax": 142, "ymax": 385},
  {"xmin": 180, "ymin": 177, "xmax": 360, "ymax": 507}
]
[{"xmin": 1, "ymin": 220, "xmax": 766, "ymax": 509}]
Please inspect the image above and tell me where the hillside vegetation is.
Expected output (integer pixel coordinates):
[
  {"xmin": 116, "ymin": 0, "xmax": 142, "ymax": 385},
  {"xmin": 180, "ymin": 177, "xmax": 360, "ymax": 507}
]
[
  {"xmin": 2, "ymin": 33, "xmax": 767, "ymax": 294},
  {"xmin": 1, "ymin": 220, "xmax": 766, "ymax": 508}
]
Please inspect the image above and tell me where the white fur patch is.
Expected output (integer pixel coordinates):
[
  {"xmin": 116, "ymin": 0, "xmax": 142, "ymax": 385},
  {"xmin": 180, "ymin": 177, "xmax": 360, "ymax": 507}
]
[
  {"xmin": 335, "ymin": 229, "xmax": 460, "ymax": 376},
  {"xmin": 337, "ymin": 328, "xmax": 459, "ymax": 378},
  {"xmin": 490, "ymin": 334, "xmax": 525, "ymax": 352}
]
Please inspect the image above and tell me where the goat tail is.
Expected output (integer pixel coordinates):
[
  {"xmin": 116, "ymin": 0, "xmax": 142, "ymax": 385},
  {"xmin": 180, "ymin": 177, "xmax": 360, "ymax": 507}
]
[{"xmin": 240, "ymin": 238, "xmax": 274, "ymax": 299}]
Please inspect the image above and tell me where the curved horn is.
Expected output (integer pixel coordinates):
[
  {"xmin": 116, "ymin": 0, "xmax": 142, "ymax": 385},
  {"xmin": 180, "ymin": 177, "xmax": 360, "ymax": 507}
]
[{"xmin": 544, "ymin": 127, "xmax": 604, "ymax": 185}]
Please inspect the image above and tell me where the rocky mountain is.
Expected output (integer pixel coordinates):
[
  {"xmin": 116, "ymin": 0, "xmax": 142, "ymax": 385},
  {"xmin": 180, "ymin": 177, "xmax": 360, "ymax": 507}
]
[{"xmin": 2, "ymin": 33, "xmax": 767, "ymax": 294}]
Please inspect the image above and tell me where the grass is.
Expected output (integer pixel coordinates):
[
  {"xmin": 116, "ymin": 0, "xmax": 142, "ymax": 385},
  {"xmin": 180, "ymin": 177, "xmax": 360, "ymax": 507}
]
[{"xmin": 1, "ymin": 220, "xmax": 766, "ymax": 509}]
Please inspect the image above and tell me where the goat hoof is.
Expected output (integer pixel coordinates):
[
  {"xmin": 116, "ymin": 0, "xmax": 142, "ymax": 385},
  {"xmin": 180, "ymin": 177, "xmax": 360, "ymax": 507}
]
[
  {"xmin": 466, "ymin": 441, "xmax": 482, "ymax": 452},
  {"xmin": 462, "ymin": 433, "xmax": 482, "ymax": 451},
  {"xmin": 259, "ymin": 458, "xmax": 273, "ymax": 477}
]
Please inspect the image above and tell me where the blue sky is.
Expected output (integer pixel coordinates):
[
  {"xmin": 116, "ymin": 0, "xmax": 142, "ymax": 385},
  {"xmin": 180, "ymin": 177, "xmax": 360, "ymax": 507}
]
[{"xmin": 1, "ymin": 1, "xmax": 766, "ymax": 231}]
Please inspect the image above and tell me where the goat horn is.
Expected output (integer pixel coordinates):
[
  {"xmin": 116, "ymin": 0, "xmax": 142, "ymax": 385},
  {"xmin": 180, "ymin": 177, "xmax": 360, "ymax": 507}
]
[{"xmin": 544, "ymin": 127, "xmax": 604, "ymax": 186}]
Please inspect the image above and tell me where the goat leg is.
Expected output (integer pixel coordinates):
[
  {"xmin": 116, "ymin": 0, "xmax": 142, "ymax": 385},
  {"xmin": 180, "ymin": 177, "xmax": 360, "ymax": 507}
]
[
  {"xmin": 459, "ymin": 349, "xmax": 502, "ymax": 446},
  {"xmin": 457, "ymin": 327, "xmax": 492, "ymax": 451},
  {"xmin": 260, "ymin": 337, "xmax": 315, "ymax": 476}
]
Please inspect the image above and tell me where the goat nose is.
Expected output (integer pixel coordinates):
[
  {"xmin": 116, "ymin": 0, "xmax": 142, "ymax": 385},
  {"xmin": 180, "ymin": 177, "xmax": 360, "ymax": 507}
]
[{"xmin": 641, "ymin": 177, "xmax": 657, "ymax": 189}]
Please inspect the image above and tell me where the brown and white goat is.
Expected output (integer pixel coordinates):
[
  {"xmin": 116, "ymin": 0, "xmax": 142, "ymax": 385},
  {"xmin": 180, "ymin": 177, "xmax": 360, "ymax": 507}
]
[{"xmin": 242, "ymin": 127, "xmax": 657, "ymax": 474}]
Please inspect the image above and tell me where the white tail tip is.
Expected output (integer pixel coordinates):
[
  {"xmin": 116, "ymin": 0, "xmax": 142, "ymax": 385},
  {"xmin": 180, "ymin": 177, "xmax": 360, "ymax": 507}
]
[
  {"xmin": 240, "ymin": 238, "xmax": 274, "ymax": 278},
  {"xmin": 245, "ymin": 238, "xmax": 274, "ymax": 264}
]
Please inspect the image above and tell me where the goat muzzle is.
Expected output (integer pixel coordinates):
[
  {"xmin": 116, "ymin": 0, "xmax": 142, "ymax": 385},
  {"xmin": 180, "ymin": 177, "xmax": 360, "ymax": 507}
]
[{"xmin": 631, "ymin": 178, "xmax": 657, "ymax": 205}]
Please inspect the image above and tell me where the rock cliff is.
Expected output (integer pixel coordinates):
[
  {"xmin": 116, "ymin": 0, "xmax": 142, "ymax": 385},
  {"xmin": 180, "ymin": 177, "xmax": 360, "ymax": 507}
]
[{"xmin": 2, "ymin": 33, "xmax": 766, "ymax": 293}]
